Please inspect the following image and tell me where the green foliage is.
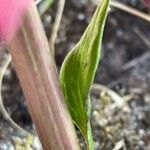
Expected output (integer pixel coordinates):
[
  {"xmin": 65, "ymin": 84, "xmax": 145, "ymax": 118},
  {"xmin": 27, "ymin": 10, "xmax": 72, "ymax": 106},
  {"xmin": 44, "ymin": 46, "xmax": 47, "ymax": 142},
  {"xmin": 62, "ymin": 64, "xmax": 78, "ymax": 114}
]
[
  {"xmin": 59, "ymin": 0, "xmax": 110, "ymax": 148},
  {"xmin": 38, "ymin": 0, "xmax": 54, "ymax": 15}
]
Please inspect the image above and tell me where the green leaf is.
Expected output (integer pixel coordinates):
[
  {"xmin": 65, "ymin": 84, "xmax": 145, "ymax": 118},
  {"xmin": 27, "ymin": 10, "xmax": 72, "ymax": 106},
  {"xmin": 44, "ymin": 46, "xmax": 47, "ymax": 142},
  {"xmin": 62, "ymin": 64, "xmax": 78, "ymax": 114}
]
[
  {"xmin": 38, "ymin": 0, "xmax": 54, "ymax": 15},
  {"xmin": 59, "ymin": 0, "xmax": 110, "ymax": 142}
]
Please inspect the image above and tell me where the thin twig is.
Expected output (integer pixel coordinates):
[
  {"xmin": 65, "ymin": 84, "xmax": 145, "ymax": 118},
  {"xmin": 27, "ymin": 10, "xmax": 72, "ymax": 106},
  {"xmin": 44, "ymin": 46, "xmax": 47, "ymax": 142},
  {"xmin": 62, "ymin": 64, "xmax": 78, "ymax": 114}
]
[
  {"xmin": 133, "ymin": 27, "xmax": 150, "ymax": 49},
  {"xmin": 122, "ymin": 51, "xmax": 150, "ymax": 71},
  {"xmin": 0, "ymin": 50, "xmax": 29, "ymax": 136},
  {"xmin": 92, "ymin": 83, "xmax": 124, "ymax": 107},
  {"xmin": 111, "ymin": 1, "xmax": 150, "ymax": 22},
  {"xmin": 49, "ymin": 0, "xmax": 65, "ymax": 55},
  {"xmin": 92, "ymin": 83, "xmax": 133, "ymax": 109}
]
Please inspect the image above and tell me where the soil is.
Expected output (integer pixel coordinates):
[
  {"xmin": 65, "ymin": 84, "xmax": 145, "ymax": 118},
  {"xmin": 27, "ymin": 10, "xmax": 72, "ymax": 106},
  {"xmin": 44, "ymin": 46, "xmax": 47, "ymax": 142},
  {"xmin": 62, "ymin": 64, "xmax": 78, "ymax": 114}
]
[{"xmin": 0, "ymin": 0, "xmax": 150, "ymax": 149}]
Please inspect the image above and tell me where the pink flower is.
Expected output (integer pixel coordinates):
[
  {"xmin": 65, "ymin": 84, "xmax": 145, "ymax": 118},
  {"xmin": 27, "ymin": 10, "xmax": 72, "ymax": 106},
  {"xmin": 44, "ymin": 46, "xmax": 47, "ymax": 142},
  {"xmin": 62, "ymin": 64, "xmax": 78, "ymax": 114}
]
[
  {"xmin": 144, "ymin": 0, "xmax": 150, "ymax": 5},
  {"xmin": 0, "ymin": 0, "xmax": 31, "ymax": 42}
]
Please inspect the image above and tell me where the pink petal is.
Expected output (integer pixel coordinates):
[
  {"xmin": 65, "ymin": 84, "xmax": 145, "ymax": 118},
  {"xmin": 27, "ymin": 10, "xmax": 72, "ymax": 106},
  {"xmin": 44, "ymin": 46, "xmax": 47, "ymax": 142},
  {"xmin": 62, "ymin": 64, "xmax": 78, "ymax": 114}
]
[
  {"xmin": 144, "ymin": 0, "xmax": 150, "ymax": 5},
  {"xmin": 0, "ymin": 0, "xmax": 31, "ymax": 42}
]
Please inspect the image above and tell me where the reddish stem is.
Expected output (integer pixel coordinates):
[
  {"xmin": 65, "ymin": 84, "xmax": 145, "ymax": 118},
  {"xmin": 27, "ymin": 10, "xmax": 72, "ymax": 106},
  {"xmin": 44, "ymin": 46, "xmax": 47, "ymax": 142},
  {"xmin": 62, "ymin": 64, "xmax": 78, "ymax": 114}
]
[{"xmin": 8, "ymin": 3, "xmax": 80, "ymax": 150}]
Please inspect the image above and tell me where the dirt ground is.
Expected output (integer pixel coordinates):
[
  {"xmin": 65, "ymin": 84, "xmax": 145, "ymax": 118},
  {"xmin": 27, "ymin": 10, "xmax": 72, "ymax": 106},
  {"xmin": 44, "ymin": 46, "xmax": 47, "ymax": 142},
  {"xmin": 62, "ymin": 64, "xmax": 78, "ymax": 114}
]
[{"xmin": 0, "ymin": 0, "xmax": 150, "ymax": 149}]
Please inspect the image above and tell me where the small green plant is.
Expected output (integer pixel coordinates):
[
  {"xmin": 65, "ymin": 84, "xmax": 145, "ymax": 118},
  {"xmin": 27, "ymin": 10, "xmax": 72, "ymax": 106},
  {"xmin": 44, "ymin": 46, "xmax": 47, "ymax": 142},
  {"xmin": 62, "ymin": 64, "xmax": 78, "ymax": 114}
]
[
  {"xmin": 59, "ymin": 0, "xmax": 110, "ymax": 149},
  {"xmin": 0, "ymin": 0, "xmax": 110, "ymax": 149}
]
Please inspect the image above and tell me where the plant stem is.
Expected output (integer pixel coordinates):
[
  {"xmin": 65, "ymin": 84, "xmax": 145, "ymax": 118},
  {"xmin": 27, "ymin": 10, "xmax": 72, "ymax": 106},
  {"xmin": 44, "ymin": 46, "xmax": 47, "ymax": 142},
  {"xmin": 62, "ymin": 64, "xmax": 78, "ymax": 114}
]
[
  {"xmin": 49, "ymin": 0, "xmax": 65, "ymax": 55},
  {"xmin": 86, "ymin": 96, "xmax": 94, "ymax": 150},
  {"xmin": 87, "ymin": 121, "xmax": 94, "ymax": 150},
  {"xmin": 8, "ymin": 2, "xmax": 80, "ymax": 150}
]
